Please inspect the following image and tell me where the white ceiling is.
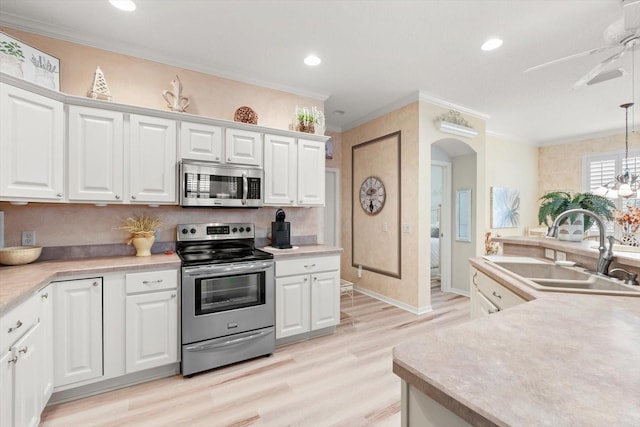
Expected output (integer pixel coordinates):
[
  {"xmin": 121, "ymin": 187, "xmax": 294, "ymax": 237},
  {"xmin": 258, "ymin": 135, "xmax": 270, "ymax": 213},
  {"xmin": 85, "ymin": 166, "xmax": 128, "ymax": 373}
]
[{"xmin": 1, "ymin": 0, "xmax": 638, "ymax": 145}]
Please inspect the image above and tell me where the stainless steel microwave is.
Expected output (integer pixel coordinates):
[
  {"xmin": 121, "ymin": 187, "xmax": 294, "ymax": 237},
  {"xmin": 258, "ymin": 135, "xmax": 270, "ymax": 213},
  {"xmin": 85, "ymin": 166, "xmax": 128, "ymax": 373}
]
[{"xmin": 179, "ymin": 160, "xmax": 263, "ymax": 208}]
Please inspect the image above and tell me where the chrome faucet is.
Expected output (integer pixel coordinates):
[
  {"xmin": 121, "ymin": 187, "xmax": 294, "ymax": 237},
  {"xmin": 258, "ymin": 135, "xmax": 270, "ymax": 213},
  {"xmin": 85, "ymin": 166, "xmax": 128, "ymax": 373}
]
[{"xmin": 546, "ymin": 208, "xmax": 614, "ymax": 275}]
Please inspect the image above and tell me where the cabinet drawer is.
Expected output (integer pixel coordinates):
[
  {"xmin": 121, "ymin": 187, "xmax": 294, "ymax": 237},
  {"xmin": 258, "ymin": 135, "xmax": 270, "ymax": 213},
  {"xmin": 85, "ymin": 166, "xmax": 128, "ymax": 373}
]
[
  {"xmin": 0, "ymin": 293, "xmax": 39, "ymax": 353},
  {"xmin": 475, "ymin": 271, "xmax": 525, "ymax": 310},
  {"xmin": 476, "ymin": 290, "xmax": 499, "ymax": 316},
  {"xmin": 126, "ymin": 269, "xmax": 177, "ymax": 294},
  {"xmin": 276, "ymin": 255, "xmax": 340, "ymax": 277}
]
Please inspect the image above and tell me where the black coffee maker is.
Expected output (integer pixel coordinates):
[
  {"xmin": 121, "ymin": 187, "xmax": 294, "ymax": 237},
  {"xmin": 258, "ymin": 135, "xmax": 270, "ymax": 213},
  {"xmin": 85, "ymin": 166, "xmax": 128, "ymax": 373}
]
[{"xmin": 271, "ymin": 209, "xmax": 292, "ymax": 249}]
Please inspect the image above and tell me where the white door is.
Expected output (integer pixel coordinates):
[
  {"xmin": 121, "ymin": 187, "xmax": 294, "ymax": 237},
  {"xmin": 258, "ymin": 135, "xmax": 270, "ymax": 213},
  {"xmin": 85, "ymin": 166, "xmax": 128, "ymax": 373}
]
[
  {"xmin": 324, "ymin": 168, "xmax": 340, "ymax": 246},
  {"xmin": 275, "ymin": 275, "xmax": 310, "ymax": 339},
  {"xmin": 264, "ymin": 134, "xmax": 296, "ymax": 205},
  {"xmin": 311, "ymin": 271, "xmax": 340, "ymax": 330},
  {"xmin": 0, "ymin": 83, "xmax": 64, "ymax": 201},
  {"xmin": 129, "ymin": 114, "xmax": 177, "ymax": 203},
  {"xmin": 180, "ymin": 122, "xmax": 222, "ymax": 162},
  {"xmin": 53, "ymin": 278, "xmax": 103, "ymax": 388},
  {"xmin": 431, "ymin": 161, "xmax": 452, "ymax": 293},
  {"xmin": 126, "ymin": 290, "xmax": 178, "ymax": 373},
  {"xmin": 297, "ymin": 139, "xmax": 325, "ymax": 206},
  {"xmin": 225, "ymin": 128, "xmax": 262, "ymax": 166},
  {"xmin": 13, "ymin": 322, "xmax": 41, "ymax": 427},
  {"xmin": 0, "ymin": 349, "xmax": 14, "ymax": 427},
  {"xmin": 68, "ymin": 106, "xmax": 124, "ymax": 202}
]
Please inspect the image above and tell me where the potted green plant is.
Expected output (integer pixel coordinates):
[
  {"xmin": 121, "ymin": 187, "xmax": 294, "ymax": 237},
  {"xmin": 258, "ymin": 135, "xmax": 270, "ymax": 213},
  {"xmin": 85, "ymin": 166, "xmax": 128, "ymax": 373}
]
[
  {"xmin": 537, "ymin": 191, "xmax": 615, "ymax": 241},
  {"xmin": 116, "ymin": 214, "xmax": 161, "ymax": 256},
  {"xmin": 295, "ymin": 106, "xmax": 324, "ymax": 134},
  {"xmin": 0, "ymin": 40, "xmax": 25, "ymax": 78}
]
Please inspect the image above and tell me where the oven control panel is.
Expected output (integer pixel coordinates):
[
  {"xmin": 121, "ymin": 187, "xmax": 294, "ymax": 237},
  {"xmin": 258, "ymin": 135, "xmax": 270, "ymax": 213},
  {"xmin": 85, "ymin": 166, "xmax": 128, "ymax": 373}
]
[{"xmin": 177, "ymin": 223, "xmax": 255, "ymax": 241}]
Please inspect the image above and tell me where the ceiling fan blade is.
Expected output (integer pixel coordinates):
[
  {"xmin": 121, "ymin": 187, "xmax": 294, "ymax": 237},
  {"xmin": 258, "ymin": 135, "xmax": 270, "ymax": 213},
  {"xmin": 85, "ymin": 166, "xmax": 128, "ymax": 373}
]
[
  {"xmin": 572, "ymin": 47, "xmax": 627, "ymax": 89},
  {"xmin": 623, "ymin": 0, "xmax": 640, "ymax": 30},
  {"xmin": 524, "ymin": 45, "xmax": 616, "ymax": 73}
]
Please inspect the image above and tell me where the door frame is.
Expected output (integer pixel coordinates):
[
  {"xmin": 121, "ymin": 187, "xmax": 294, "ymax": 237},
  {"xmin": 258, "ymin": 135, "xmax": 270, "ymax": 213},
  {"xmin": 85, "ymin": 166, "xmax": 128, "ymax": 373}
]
[{"xmin": 432, "ymin": 161, "xmax": 452, "ymax": 292}]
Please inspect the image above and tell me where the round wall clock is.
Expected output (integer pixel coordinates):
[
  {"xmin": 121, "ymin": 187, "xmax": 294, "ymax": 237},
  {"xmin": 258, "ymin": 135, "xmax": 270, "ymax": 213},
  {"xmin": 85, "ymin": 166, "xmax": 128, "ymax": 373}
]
[{"xmin": 359, "ymin": 176, "xmax": 386, "ymax": 215}]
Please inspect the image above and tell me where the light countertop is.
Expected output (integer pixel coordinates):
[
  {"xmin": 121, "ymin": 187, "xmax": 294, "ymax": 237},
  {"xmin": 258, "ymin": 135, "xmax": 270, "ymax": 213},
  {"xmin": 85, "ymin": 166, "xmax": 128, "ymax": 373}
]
[
  {"xmin": 393, "ymin": 256, "xmax": 640, "ymax": 426},
  {"xmin": 0, "ymin": 253, "xmax": 181, "ymax": 315},
  {"xmin": 260, "ymin": 244, "xmax": 343, "ymax": 259}
]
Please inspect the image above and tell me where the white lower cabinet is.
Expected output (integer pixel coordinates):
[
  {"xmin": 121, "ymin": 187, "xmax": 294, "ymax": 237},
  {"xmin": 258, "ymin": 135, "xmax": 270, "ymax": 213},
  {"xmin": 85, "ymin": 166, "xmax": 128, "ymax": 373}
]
[
  {"xmin": 275, "ymin": 255, "xmax": 340, "ymax": 341},
  {"xmin": 125, "ymin": 269, "xmax": 179, "ymax": 373},
  {"xmin": 470, "ymin": 268, "xmax": 526, "ymax": 320},
  {"xmin": 0, "ymin": 285, "xmax": 52, "ymax": 427},
  {"xmin": 53, "ymin": 278, "xmax": 103, "ymax": 388}
]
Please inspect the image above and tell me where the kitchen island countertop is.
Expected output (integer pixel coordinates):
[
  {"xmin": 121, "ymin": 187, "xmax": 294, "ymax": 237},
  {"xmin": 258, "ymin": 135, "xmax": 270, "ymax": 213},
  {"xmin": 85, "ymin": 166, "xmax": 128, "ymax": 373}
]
[
  {"xmin": 0, "ymin": 253, "xmax": 181, "ymax": 315},
  {"xmin": 393, "ymin": 256, "xmax": 640, "ymax": 426}
]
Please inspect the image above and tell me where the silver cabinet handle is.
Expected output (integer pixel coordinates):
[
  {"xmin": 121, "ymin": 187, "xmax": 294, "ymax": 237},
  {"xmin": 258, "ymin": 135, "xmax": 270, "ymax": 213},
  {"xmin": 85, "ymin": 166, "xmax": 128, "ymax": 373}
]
[
  {"xmin": 488, "ymin": 308, "xmax": 497, "ymax": 315},
  {"xmin": 131, "ymin": 195, "xmax": 137, "ymax": 200},
  {"xmin": 228, "ymin": 157, "xmax": 231, "ymax": 162},
  {"xmin": 290, "ymin": 200, "xmax": 294, "ymax": 203},
  {"xmin": 215, "ymin": 157, "xmax": 219, "ymax": 161},
  {"xmin": 171, "ymin": 293, "xmax": 177, "ymax": 298},
  {"xmin": 93, "ymin": 281, "xmax": 99, "ymax": 287},
  {"xmin": 41, "ymin": 293, "xmax": 48, "ymax": 299},
  {"xmin": 8, "ymin": 320, "xmax": 22, "ymax": 333},
  {"xmin": 18, "ymin": 346, "xmax": 28, "ymax": 355},
  {"xmin": 142, "ymin": 279, "xmax": 163, "ymax": 285},
  {"xmin": 115, "ymin": 195, "xmax": 120, "ymax": 200},
  {"xmin": 56, "ymin": 193, "xmax": 63, "ymax": 198},
  {"xmin": 8, "ymin": 356, "xmax": 17, "ymax": 365},
  {"xmin": 304, "ymin": 264, "xmax": 316, "ymax": 269},
  {"xmin": 492, "ymin": 291, "xmax": 502, "ymax": 299},
  {"xmin": 314, "ymin": 277, "xmax": 318, "ymax": 281},
  {"xmin": 304, "ymin": 277, "xmax": 308, "ymax": 282},
  {"xmin": 472, "ymin": 272, "xmax": 478, "ymax": 287}
]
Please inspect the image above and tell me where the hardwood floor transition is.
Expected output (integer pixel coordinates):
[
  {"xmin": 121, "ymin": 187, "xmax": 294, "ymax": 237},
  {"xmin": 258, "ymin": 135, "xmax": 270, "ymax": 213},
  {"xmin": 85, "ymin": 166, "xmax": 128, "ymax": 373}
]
[{"xmin": 41, "ymin": 285, "xmax": 469, "ymax": 427}]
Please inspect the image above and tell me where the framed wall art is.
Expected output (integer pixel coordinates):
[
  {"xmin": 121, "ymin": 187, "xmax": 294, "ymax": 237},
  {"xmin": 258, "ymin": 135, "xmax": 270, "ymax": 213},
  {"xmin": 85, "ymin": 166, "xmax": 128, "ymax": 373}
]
[
  {"xmin": 0, "ymin": 31, "xmax": 60, "ymax": 91},
  {"xmin": 491, "ymin": 186, "xmax": 521, "ymax": 228}
]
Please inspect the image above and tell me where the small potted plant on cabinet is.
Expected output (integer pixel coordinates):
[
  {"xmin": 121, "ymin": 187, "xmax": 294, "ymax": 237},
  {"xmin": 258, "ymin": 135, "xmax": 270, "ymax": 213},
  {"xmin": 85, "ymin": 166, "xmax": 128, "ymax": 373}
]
[
  {"xmin": 117, "ymin": 214, "xmax": 161, "ymax": 256},
  {"xmin": 537, "ymin": 191, "xmax": 615, "ymax": 241},
  {"xmin": 295, "ymin": 106, "xmax": 324, "ymax": 134}
]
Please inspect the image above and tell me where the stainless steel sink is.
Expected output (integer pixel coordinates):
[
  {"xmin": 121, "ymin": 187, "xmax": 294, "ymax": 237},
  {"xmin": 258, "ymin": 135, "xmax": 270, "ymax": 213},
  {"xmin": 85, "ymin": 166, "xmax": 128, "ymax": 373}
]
[
  {"xmin": 493, "ymin": 262, "xmax": 592, "ymax": 281},
  {"xmin": 493, "ymin": 261, "xmax": 640, "ymax": 295}
]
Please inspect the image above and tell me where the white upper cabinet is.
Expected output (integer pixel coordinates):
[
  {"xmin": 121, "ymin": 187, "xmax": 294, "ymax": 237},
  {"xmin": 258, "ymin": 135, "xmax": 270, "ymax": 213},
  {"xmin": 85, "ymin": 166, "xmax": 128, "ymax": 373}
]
[
  {"xmin": 129, "ymin": 114, "xmax": 177, "ymax": 203},
  {"xmin": 0, "ymin": 82, "xmax": 64, "ymax": 202},
  {"xmin": 297, "ymin": 139, "xmax": 325, "ymax": 206},
  {"xmin": 180, "ymin": 122, "xmax": 222, "ymax": 162},
  {"xmin": 225, "ymin": 128, "xmax": 262, "ymax": 166},
  {"xmin": 264, "ymin": 134, "xmax": 296, "ymax": 205},
  {"xmin": 67, "ymin": 106, "xmax": 124, "ymax": 202}
]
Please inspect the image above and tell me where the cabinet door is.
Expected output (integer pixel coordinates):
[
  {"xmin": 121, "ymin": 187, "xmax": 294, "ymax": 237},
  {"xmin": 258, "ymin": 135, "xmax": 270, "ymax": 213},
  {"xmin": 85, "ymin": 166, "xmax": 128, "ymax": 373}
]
[
  {"xmin": 38, "ymin": 286, "xmax": 53, "ymax": 408},
  {"xmin": 125, "ymin": 290, "xmax": 178, "ymax": 373},
  {"xmin": 13, "ymin": 322, "xmax": 41, "ymax": 427},
  {"xmin": 263, "ymin": 134, "xmax": 296, "ymax": 205},
  {"xmin": 53, "ymin": 278, "xmax": 103, "ymax": 388},
  {"xmin": 297, "ymin": 139, "xmax": 325, "ymax": 206},
  {"xmin": 275, "ymin": 275, "xmax": 310, "ymax": 339},
  {"xmin": 225, "ymin": 128, "xmax": 262, "ymax": 166},
  {"xmin": 129, "ymin": 114, "xmax": 177, "ymax": 203},
  {"xmin": 0, "ymin": 83, "xmax": 64, "ymax": 201},
  {"xmin": 68, "ymin": 106, "xmax": 124, "ymax": 202},
  {"xmin": 310, "ymin": 271, "xmax": 340, "ymax": 330},
  {"xmin": 180, "ymin": 122, "xmax": 222, "ymax": 162},
  {"xmin": 0, "ymin": 350, "xmax": 14, "ymax": 427}
]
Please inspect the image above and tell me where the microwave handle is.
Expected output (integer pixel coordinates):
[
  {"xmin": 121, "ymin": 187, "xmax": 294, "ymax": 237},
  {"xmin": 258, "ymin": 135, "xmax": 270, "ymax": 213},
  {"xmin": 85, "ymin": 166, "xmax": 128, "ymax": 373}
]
[{"xmin": 242, "ymin": 171, "xmax": 248, "ymax": 205}]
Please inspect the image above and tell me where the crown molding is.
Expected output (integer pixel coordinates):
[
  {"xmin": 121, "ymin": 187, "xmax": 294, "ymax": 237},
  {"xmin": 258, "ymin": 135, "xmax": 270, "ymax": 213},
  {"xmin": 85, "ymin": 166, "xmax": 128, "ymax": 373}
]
[{"xmin": 418, "ymin": 91, "xmax": 490, "ymax": 120}]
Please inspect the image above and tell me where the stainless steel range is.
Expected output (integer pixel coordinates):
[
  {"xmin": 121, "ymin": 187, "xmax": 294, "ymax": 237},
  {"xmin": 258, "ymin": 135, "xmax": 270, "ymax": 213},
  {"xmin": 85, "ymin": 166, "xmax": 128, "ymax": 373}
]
[{"xmin": 177, "ymin": 222, "xmax": 274, "ymax": 376}]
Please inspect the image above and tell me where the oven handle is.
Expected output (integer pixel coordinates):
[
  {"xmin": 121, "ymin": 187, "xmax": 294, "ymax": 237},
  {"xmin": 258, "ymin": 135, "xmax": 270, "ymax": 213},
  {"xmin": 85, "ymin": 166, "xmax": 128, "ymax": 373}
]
[
  {"xmin": 185, "ymin": 329, "xmax": 272, "ymax": 352},
  {"xmin": 184, "ymin": 261, "xmax": 273, "ymax": 277},
  {"xmin": 242, "ymin": 171, "xmax": 248, "ymax": 205}
]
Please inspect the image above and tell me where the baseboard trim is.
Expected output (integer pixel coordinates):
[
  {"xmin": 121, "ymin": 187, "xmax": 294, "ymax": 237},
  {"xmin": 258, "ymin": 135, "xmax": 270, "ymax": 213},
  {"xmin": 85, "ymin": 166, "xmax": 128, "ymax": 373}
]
[
  {"xmin": 276, "ymin": 326, "xmax": 336, "ymax": 347},
  {"xmin": 354, "ymin": 287, "xmax": 432, "ymax": 315}
]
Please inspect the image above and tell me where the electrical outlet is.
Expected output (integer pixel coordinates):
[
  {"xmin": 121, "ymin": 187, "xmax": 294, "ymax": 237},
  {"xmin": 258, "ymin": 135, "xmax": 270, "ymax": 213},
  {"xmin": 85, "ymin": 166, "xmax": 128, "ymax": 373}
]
[
  {"xmin": 402, "ymin": 224, "xmax": 411, "ymax": 234},
  {"xmin": 382, "ymin": 223, "xmax": 388, "ymax": 232},
  {"xmin": 556, "ymin": 251, "xmax": 566, "ymax": 261},
  {"xmin": 545, "ymin": 249, "xmax": 554, "ymax": 260},
  {"xmin": 357, "ymin": 265, "xmax": 363, "ymax": 278},
  {"xmin": 22, "ymin": 230, "xmax": 35, "ymax": 246}
]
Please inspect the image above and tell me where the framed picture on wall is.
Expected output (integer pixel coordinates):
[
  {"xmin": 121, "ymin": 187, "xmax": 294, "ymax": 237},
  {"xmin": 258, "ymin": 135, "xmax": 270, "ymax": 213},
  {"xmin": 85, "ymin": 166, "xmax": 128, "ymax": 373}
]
[
  {"xmin": 325, "ymin": 138, "xmax": 334, "ymax": 159},
  {"xmin": 491, "ymin": 186, "xmax": 521, "ymax": 228},
  {"xmin": 0, "ymin": 31, "xmax": 60, "ymax": 91}
]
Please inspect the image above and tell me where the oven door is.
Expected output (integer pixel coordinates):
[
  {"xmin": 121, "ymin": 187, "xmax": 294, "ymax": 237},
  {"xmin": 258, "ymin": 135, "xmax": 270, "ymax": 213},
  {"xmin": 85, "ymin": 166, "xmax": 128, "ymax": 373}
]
[{"xmin": 182, "ymin": 260, "xmax": 274, "ymax": 344}]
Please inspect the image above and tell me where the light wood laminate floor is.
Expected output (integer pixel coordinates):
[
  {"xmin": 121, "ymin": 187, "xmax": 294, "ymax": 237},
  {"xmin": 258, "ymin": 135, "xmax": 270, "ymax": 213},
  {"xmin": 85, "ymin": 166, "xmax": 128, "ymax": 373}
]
[{"xmin": 41, "ymin": 286, "xmax": 469, "ymax": 427}]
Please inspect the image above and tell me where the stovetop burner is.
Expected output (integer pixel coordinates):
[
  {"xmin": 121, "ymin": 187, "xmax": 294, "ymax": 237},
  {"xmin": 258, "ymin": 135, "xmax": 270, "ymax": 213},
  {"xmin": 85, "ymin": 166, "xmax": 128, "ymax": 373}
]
[{"xmin": 176, "ymin": 222, "xmax": 272, "ymax": 267}]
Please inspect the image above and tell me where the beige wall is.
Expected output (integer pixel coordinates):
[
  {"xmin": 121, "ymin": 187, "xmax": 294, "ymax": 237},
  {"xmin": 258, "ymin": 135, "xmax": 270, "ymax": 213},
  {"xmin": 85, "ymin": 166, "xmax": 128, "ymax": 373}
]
[
  {"xmin": 538, "ymin": 132, "xmax": 640, "ymax": 196},
  {"xmin": 340, "ymin": 103, "xmax": 420, "ymax": 309},
  {"xmin": 0, "ymin": 28, "xmax": 327, "ymax": 248},
  {"xmin": 486, "ymin": 134, "xmax": 539, "ymax": 236}
]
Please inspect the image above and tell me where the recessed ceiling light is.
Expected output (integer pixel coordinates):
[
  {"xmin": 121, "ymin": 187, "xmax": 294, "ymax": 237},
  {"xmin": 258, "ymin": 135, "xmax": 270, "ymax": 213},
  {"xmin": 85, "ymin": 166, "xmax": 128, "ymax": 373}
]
[
  {"xmin": 304, "ymin": 55, "xmax": 321, "ymax": 66},
  {"xmin": 481, "ymin": 38, "xmax": 503, "ymax": 51},
  {"xmin": 109, "ymin": 0, "xmax": 136, "ymax": 11},
  {"xmin": 332, "ymin": 110, "xmax": 345, "ymax": 115}
]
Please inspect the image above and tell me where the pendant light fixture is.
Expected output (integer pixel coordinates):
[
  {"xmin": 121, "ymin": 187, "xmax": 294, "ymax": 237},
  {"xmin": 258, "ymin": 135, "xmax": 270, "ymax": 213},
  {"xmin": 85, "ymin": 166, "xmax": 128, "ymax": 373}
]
[{"xmin": 595, "ymin": 102, "xmax": 637, "ymax": 198}]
